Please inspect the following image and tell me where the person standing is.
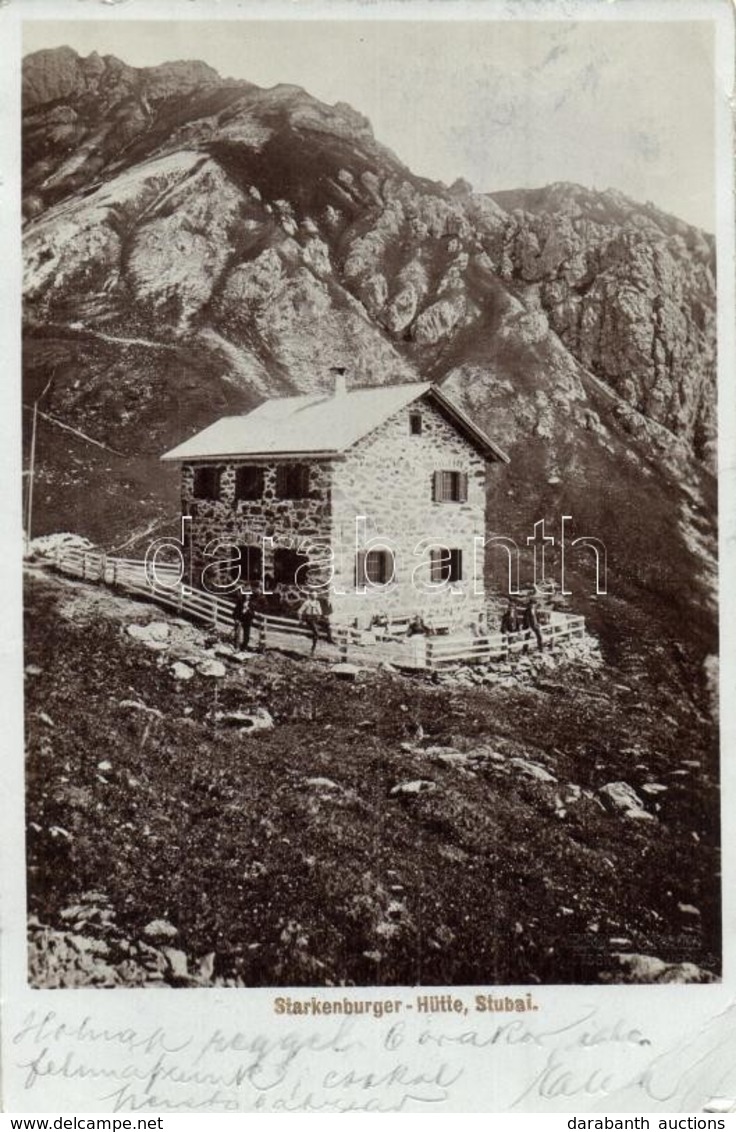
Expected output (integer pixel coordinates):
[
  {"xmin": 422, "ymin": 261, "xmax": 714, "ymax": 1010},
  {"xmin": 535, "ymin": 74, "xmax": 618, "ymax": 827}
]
[
  {"xmin": 500, "ymin": 599, "xmax": 521, "ymax": 659},
  {"xmin": 298, "ymin": 590, "xmax": 322, "ymax": 654},
  {"xmin": 523, "ymin": 597, "xmax": 544, "ymax": 652},
  {"xmin": 232, "ymin": 586, "xmax": 255, "ymax": 652},
  {"xmin": 501, "ymin": 599, "xmax": 520, "ymax": 636}
]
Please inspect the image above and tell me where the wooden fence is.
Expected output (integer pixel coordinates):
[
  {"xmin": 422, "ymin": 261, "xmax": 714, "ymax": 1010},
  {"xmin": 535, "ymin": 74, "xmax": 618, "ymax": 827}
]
[
  {"xmin": 424, "ymin": 614, "xmax": 586, "ymax": 669},
  {"xmin": 48, "ymin": 546, "xmax": 352, "ymax": 656},
  {"xmin": 45, "ymin": 546, "xmax": 586, "ymax": 670}
]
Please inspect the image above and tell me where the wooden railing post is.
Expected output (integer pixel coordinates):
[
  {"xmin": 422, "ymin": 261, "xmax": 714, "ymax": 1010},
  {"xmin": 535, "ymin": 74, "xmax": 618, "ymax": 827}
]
[
  {"xmin": 426, "ymin": 639, "xmax": 434, "ymax": 670},
  {"xmin": 338, "ymin": 628, "xmax": 349, "ymax": 661},
  {"xmin": 260, "ymin": 614, "xmax": 269, "ymax": 651}
]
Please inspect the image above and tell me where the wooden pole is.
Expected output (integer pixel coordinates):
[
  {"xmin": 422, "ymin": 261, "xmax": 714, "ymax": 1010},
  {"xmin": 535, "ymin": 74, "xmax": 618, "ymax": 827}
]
[
  {"xmin": 25, "ymin": 401, "xmax": 38, "ymax": 552},
  {"xmin": 25, "ymin": 373, "xmax": 56, "ymax": 553}
]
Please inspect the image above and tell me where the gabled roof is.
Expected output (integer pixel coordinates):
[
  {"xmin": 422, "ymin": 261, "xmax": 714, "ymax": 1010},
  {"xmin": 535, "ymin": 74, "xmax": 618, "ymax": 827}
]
[{"xmin": 161, "ymin": 381, "xmax": 509, "ymax": 464}]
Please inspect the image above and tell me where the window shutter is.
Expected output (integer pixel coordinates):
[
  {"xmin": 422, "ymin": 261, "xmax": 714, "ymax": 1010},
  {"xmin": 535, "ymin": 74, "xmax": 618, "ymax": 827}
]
[
  {"xmin": 236, "ymin": 466, "xmax": 264, "ymax": 501},
  {"xmin": 193, "ymin": 465, "xmax": 221, "ymax": 500},
  {"xmin": 450, "ymin": 549, "xmax": 463, "ymax": 581},
  {"xmin": 430, "ymin": 548, "xmax": 442, "ymax": 583},
  {"xmin": 355, "ymin": 551, "xmax": 368, "ymax": 587},
  {"xmin": 432, "ymin": 471, "xmax": 442, "ymax": 502},
  {"xmin": 298, "ymin": 465, "xmax": 310, "ymax": 497},
  {"xmin": 458, "ymin": 472, "xmax": 468, "ymax": 503}
]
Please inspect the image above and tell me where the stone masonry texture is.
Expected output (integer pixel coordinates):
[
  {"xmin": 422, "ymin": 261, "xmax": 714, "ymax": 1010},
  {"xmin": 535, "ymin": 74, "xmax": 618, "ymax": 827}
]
[{"xmin": 180, "ymin": 392, "xmax": 490, "ymax": 627}]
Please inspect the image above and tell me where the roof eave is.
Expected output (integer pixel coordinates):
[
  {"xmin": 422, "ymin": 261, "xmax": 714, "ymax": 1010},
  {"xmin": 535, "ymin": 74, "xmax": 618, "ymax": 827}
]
[
  {"xmin": 161, "ymin": 449, "xmax": 344, "ymax": 463},
  {"xmin": 427, "ymin": 387, "xmax": 510, "ymax": 464}
]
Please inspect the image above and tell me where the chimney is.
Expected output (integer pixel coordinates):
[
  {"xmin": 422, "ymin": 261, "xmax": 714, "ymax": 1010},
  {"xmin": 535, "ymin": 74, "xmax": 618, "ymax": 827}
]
[{"xmin": 330, "ymin": 366, "xmax": 347, "ymax": 398}]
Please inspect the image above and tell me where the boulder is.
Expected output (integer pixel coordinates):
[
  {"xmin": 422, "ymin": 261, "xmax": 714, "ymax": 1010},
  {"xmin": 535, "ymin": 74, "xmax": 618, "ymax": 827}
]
[
  {"xmin": 332, "ymin": 662, "xmax": 361, "ymax": 681},
  {"xmin": 215, "ymin": 707, "xmax": 273, "ymax": 732},
  {"xmin": 390, "ymin": 780, "xmax": 437, "ymax": 797},
  {"xmin": 612, "ymin": 952, "xmax": 716, "ymax": 984},
  {"xmin": 162, "ymin": 948, "xmax": 189, "ymax": 979},
  {"xmin": 510, "ymin": 758, "xmax": 557, "ymax": 783},
  {"xmin": 434, "ymin": 750, "xmax": 471, "ymax": 768},
  {"xmin": 170, "ymin": 661, "xmax": 194, "ymax": 681},
  {"xmin": 80, "ymin": 890, "xmax": 109, "ymax": 904},
  {"xmin": 142, "ymin": 919, "xmax": 178, "ymax": 941},
  {"xmin": 67, "ymin": 934, "xmax": 110, "ymax": 956},
  {"xmin": 60, "ymin": 904, "xmax": 88, "ymax": 921},
  {"xmin": 197, "ymin": 658, "xmax": 227, "ymax": 678},
  {"xmin": 119, "ymin": 699, "xmax": 163, "ymax": 719},
  {"xmin": 598, "ymin": 781, "xmax": 647, "ymax": 817},
  {"xmin": 144, "ymin": 621, "xmax": 170, "ymax": 640},
  {"xmin": 304, "ymin": 777, "xmax": 340, "ymax": 791},
  {"xmin": 198, "ymin": 952, "xmax": 216, "ymax": 981},
  {"xmin": 641, "ymin": 782, "xmax": 668, "ymax": 795},
  {"xmin": 127, "ymin": 622, "xmax": 170, "ymax": 650}
]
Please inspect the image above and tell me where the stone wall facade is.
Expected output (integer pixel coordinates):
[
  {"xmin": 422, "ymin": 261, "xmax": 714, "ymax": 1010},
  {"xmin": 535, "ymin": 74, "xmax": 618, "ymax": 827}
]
[
  {"xmin": 180, "ymin": 392, "xmax": 489, "ymax": 627},
  {"xmin": 181, "ymin": 459, "xmax": 334, "ymax": 607},
  {"xmin": 329, "ymin": 393, "xmax": 487, "ymax": 626}
]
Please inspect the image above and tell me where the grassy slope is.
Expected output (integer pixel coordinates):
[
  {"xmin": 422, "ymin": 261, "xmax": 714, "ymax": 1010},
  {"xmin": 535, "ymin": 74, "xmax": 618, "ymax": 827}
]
[{"xmin": 25, "ymin": 571, "xmax": 719, "ymax": 987}]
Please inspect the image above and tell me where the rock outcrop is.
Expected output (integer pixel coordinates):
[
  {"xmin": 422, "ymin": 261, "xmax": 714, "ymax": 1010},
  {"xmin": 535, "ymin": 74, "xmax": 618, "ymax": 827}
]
[
  {"xmin": 22, "ymin": 47, "xmax": 718, "ymax": 673},
  {"xmin": 492, "ymin": 184, "xmax": 716, "ymax": 464}
]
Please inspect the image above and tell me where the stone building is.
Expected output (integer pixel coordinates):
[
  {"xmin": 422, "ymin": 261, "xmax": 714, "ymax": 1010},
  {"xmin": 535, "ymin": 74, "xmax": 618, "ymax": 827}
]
[{"xmin": 161, "ymin": 377, "xmax": 508, "ymax": 629}]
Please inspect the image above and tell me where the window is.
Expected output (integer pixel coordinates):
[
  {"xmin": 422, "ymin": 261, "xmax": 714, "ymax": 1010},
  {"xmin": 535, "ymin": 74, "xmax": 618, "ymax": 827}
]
[
  {"xmin": 432, "ymin": 469, "xmax": 468, "ymax": 503},
  {"xmin": 276, "ymin": 464, "xmax": 310, "ymax": 499},
  {"xmin": 430, "ymin": 547, "xmax": 463, "ymax": 584},
  {"xmin": 356, "ymin": 549, "xmax": 395, "ymax": 586},
  {"xmin": 274, "ymin": 546, "xmax": 309, "ymax": 586},
  {"xmin": 193, "ymin": 465, "xmax": 222, "ymax": 500},
  {"xmin": 234, "ymin": 544, "xmax": 262, "ymax": 584},
  {"xmin": 410, "ymin": 412, "xmax": 423, "ymax": 436},
  {"xmin": 235, "ymin": 466, "xmax": 264, "ymax": 501}
]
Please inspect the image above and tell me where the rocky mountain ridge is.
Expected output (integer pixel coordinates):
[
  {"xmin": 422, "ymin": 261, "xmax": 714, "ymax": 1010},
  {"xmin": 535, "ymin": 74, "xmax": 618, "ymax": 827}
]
[{"xmin": 22, "ymin": 47, "xmax": 718, "ymax": 665}]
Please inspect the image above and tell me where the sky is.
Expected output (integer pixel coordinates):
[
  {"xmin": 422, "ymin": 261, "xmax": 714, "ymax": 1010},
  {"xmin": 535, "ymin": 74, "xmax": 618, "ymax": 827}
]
[{"xmin": 22, "ymin": 17, "xmax": 715, "ymax": 230}]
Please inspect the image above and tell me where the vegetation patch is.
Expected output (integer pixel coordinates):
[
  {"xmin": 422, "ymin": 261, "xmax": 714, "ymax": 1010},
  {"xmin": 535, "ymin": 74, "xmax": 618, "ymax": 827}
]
[{"xmin": 25, "ymin": 571, "xmax": 719, "ymax": 987}]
